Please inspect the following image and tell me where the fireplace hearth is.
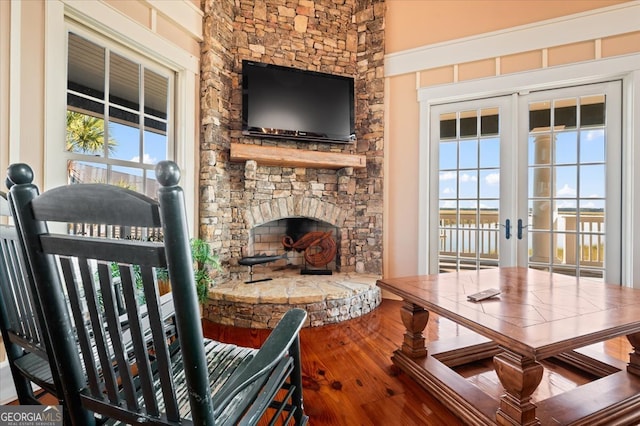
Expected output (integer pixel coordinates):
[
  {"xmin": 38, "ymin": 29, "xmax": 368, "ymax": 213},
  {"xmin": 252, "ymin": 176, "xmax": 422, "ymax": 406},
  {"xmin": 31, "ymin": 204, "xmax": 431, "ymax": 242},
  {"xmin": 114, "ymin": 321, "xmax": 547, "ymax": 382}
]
[{"xmin": 203, "ymin": 270, "xmax": 381, "ymax": 328}]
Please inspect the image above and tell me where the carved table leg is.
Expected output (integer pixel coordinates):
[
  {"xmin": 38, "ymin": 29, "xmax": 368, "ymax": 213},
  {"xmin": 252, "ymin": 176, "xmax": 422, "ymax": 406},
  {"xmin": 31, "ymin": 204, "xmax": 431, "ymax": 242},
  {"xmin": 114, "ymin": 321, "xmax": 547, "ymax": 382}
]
[
  {"xmin": 494, "ymin": 350, "xmax": 544, "ymax": 426},
  {"xmin": 399, "ymin": 301, "xmax": 429, "ymax": 358},
  {"xmin": 627, "ymin": 332, "xmax": 640, "ymax": 376}
]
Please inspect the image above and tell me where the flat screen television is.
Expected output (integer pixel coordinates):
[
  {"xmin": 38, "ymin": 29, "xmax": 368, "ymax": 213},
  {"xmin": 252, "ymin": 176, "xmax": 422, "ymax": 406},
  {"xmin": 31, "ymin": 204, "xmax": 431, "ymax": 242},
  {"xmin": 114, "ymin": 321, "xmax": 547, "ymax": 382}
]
[{"xmin": 242, "ymin": 60, "xmax": 356, "ymax": 144}]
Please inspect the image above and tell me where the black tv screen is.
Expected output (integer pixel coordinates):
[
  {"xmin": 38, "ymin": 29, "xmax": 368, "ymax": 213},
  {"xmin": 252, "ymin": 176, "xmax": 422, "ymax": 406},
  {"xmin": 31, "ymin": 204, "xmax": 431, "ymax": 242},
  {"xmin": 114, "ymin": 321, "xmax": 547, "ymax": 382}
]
[{"xmin": 242, "ymin": 60, "xmax": 355, "ymax": 144}]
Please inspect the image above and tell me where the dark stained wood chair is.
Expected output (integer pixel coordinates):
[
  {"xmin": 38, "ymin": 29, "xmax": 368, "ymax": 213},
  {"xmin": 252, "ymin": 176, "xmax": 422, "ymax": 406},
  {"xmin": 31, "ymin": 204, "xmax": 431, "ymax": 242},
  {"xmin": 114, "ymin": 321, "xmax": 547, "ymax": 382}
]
[
  {"xmin": 0, "ymin": 191, "xmax": 62, "ymax": 405},
  {"xmin": 7, "ymin": 161, "xmax": 308, "ymax": 425}
]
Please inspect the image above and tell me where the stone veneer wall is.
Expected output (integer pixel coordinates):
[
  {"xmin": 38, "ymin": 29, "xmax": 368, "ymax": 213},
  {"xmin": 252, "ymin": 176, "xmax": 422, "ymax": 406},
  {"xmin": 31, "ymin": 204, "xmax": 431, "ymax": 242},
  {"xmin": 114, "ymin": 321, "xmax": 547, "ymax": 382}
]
[{"xmin": 200, "ymin": 0, "xmax": 385, "ymax": 281}]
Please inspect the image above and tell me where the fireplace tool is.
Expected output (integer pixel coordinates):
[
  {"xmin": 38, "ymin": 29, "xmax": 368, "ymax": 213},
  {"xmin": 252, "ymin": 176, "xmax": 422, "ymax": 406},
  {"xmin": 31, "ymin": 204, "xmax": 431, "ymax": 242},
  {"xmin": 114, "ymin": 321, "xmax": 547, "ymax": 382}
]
[{"xmin": 238, "ymin": 252, "xmax": 288, "ymax": 284}]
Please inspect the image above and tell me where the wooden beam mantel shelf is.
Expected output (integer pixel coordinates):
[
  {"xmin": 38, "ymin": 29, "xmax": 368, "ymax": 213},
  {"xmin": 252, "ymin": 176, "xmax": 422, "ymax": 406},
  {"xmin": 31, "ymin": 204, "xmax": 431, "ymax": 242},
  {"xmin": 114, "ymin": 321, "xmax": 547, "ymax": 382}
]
[{"xmin": 230, "ymin": 143, "xmax": 366, "ymax": 169}]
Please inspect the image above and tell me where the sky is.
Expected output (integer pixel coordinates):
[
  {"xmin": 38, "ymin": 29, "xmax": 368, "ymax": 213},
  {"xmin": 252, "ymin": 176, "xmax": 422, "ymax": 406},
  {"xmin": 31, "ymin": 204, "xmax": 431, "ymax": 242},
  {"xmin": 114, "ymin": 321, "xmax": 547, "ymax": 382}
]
[
  {"xmin": 438, "ymin": 129, "xmax": 606, "ymax": 211},
  {"xmin": 109, "ymin": 120, "xmax": 167, "ymax": 170}
]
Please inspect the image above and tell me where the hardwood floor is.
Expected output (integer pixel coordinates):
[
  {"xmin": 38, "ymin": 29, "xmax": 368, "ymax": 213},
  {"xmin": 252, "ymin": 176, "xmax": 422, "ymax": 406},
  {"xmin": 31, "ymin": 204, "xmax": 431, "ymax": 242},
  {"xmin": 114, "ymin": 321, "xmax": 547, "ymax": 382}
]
[
  {"xmin": 202, "ymin": 298, "xmax": 633, "ymax": 426},
  {"xmin": 203, "ymin": 299, "xmax": 463, "ymax": 425},
  {"xmin": 8, "ymin": 299, "xmax": 633, "ymax": 425}
]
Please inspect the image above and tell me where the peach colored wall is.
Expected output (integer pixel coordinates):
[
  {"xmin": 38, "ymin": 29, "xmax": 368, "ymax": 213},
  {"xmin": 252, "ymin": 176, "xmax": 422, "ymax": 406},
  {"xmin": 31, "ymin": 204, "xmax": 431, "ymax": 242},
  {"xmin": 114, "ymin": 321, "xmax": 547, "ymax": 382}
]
[
  {"xmin": 501, "ymin": 50, "xmax": 544, "ymax": 75},
  {"xmin": 385, "ymin": 73, "xmax": 420, "ymax": 278},
  {"xmin": 385, "ymin": 0, "xmax": 629, "ymax": 53},
  {"xmin": 384, "ymin": 1, "xmax": 639, "ymax": 278},
  {"xmin": 548, "ymin": 40, "xmax": 596, "ymax": 67},
  {"xmin": 602, "ymin": 30, "xmax": 640, "ymax": 57},
  {"xmin": 156, "ymin": 13, "xmax": 200, "ymax": 56},
  {"xmin": 105, "ymin": 0, "xmax": 151, "ymax": 28},
  {"xmin": 105, "ymin": 0, "xmax": 201, "ymax": 57}
]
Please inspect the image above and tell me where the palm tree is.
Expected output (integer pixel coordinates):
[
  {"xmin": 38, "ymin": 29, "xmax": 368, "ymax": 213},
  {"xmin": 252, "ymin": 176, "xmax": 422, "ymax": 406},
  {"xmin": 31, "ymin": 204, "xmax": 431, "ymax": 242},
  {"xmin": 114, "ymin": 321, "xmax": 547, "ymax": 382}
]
[
  {"xmin": 66, "ymin": 111, "xmax": 118, "ymax": 184},
  {"xmin": 66, "ymin": 111, "xmax": 117, "ymax": 155}
]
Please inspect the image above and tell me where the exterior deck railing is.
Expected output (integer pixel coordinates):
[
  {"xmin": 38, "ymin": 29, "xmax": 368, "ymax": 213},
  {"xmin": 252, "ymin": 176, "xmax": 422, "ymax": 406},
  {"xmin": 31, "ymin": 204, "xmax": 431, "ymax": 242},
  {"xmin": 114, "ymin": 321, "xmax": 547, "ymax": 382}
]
[{"xmin": 439, "ymin": 209, "xmax": 605, "ymax": 268}]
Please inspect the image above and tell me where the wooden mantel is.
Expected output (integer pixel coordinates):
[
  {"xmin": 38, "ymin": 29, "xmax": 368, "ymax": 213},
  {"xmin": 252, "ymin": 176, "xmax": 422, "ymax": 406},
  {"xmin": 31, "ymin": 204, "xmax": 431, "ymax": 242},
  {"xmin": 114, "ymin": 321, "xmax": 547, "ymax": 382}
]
[{"xmin": 230, "ymin": 143, "xmax": 366, "ymax": 169}]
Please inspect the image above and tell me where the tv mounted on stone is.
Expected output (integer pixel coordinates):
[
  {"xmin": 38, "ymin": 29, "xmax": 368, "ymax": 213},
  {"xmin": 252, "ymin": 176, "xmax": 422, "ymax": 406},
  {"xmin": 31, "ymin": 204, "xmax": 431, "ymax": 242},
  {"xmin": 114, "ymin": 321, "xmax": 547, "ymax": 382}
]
[{"xmin": 241, "ymin": 60, "xmax": 356, "ymax": 144}]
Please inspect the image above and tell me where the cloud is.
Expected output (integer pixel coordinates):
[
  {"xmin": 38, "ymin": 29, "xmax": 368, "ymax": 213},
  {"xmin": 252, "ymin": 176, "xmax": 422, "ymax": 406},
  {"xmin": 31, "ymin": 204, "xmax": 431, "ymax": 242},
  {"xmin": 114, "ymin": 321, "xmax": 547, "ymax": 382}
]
[
  {"xmin": 440, "ymin": 171, "xmax": 457, "ymax": 181},
  {"xmin": 131, "ymin": 154, "xmax": 157, "ymax": 164},
  {"xmin": 556, "ymin": 200, "xmax": 576, "ymax": 209},
  {"xmin": 459, "ymin": 173, "xmax": 477, "ymax": 183},
  {"xmin": 479, "ymin": 202, "xmax": 498, "ymax": 209},
  {"xmin": 485, "ymin": 173, "xmax": 500, "ymax": 185},
  {"xmin": 583, "ymin": 129, "xmax": 602, "ymax": 142},
  {"xmin": 442, "ymin": 187, "xmax": 454, "ymax": 195},
  {"xmin": 557, "ymin": 183, "xmax": 576, "ymax": 197}
]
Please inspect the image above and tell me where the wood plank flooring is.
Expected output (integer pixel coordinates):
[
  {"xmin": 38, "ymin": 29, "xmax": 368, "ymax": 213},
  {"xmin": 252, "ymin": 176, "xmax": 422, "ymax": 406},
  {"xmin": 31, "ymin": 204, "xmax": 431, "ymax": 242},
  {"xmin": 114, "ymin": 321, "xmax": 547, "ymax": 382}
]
[
  {"xmin": 8, "ymin": 299, "xmax": 633, "ymax": 425},
  {"xmin": 202, "ymin": 298, "xmax": 633, "ymax": 426}
]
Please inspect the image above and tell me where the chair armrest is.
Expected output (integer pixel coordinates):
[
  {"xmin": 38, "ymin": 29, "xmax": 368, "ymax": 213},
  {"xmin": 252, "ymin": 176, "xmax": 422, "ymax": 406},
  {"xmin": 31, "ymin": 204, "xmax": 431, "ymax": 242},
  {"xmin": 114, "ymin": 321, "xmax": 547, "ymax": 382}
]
[{"xmin": 212, "ymin": 308, "xmax": 307, "ymax": 410}]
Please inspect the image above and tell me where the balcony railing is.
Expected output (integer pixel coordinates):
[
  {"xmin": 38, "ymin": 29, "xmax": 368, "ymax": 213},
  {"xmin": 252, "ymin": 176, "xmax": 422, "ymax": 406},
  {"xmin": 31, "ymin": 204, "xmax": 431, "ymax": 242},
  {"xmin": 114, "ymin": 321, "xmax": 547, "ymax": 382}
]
[
  {"xmin": 439, "ymin": 208, "xmax": 605, "ymax": 272},
  {"xmin": 439, "ymin": 209, "xmax": 499, "ymax": 260}
]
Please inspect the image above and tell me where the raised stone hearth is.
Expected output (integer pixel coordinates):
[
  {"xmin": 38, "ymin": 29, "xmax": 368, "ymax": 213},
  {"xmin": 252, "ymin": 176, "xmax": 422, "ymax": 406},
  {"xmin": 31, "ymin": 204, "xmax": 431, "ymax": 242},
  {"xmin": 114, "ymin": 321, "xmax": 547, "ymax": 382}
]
[{"xmin": 203, "ymin": 270, "xmax": 381, "ymax": 328}]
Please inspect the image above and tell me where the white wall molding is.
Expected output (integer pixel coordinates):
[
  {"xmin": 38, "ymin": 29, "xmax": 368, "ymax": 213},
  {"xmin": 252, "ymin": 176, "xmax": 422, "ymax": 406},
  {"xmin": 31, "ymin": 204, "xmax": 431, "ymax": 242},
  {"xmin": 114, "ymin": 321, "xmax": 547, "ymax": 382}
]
[
  {"xmin": 623, "ymin": 70, "xmax": 640, "ymax": 288},
  {"xmin": 44, "ymin": 1, "xmax": 68, "ymax": 190},
  {"xmin": 385, "ymin": 2, "xmax": 640, "ymax": 77},
  {"xmin": 61, "ymin": 0, "xmax": 199, "ymax": 73},
  {"xmin": 418, "ymin": 53, "xmax": 640, "ymax": 105},
  {"xmin": 144, "ymin": 0, "xmax": 203, "ymax": 41}
]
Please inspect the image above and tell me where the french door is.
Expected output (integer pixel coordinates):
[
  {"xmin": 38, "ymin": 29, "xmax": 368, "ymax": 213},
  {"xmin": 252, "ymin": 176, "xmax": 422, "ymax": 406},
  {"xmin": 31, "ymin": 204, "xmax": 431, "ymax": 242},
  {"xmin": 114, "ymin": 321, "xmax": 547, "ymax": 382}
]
[{"xmin": 429, "ymin": 81, "xmax": 621, "ymax": 283}]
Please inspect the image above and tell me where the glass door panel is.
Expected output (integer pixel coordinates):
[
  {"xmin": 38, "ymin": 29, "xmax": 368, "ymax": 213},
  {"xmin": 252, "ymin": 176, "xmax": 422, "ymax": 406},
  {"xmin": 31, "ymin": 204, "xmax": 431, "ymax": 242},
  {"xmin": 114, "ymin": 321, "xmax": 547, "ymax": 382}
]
[
  {"xmin": 435, "ymin": 103, "xmax": 507, "ymax": 272},
  {"xmin": 524, "ymin": 88, "xmax": 617, "ymax": 281},
  {"xmin": 429, "ymin": 82, "xmax": 620, "ymax": 282}
]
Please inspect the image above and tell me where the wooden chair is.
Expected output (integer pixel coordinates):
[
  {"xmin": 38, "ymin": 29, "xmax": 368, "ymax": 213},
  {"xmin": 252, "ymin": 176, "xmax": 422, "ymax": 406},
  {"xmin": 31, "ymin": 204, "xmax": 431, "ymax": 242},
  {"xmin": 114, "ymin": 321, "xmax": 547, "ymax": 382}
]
[
  {"xmin": 7, "ymin": 161, "xmax": 308, "ymax": 425},
  {"xmin": 0, "ymin": 191, "xmax": 62, "ymax": 405},
  {"xmin": 1, "ymin": 188, "xmax": 174, "ymax": 411},
  {"xmin": 2, "ymin": 188, "xmax": 175, "ymax": 408}
]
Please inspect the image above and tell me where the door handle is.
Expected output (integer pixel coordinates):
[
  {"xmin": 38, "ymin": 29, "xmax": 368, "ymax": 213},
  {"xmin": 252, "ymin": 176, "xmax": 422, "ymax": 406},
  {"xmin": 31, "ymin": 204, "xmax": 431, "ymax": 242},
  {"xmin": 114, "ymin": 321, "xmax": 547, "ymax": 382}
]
[
  {"xmin": 504, "ymin": 219, "xmax": 512, "ymax": 240},
  {"xmin": 517, "ymin": 219, "xmax": 529, "ymax": 240}
]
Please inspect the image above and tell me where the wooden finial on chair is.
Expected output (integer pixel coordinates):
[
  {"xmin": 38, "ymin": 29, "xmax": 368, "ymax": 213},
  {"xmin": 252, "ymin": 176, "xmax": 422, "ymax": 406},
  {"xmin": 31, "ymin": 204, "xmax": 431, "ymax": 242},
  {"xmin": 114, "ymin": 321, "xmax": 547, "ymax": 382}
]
[
  {"xmin": 6, "ymin": 163, "xmax": 34, "ymax": 187},
  {"xmin": 155, "ymin": 160, "xmax": 181, "ymax": 188}
]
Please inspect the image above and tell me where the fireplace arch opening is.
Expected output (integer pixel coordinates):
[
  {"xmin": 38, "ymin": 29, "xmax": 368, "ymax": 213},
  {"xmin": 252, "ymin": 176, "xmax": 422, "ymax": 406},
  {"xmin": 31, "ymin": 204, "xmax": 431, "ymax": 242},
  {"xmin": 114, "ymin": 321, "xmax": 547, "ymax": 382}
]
[{"xmin": 247, "ymin": 217, "xmax": 339, "ymax": 273}]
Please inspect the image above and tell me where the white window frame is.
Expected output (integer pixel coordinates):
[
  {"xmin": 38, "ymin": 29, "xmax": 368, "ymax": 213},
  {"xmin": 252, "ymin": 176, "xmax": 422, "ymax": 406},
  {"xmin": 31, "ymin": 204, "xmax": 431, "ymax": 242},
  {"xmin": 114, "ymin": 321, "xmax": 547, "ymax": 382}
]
[
  {"xmin": 44, "ymin": 1, "xmax": 199, "ymax": 231},
  {"xmin": 65, "ymin": 26, "xmax": 176, "ymax": 195},
  {"xmin": 417, "ymin": 55, "xmax": 640, "ymax": 287}
]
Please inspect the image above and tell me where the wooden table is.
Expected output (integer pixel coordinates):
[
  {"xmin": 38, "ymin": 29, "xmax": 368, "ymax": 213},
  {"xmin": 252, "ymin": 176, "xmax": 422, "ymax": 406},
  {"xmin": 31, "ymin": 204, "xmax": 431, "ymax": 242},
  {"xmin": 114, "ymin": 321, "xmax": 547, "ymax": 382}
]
[{"xmin": 377, "ymin": 267, "xmax": 640, "ymax": 425}]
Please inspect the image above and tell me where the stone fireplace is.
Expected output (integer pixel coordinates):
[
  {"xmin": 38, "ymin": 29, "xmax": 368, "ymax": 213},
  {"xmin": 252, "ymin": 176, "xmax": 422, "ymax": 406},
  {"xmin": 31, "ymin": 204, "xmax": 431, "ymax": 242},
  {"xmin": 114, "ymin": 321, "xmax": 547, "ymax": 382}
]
[
  {"xmin": 200, "ymin": 0, "xmax": 385, "ymax": 281},
  {"xmin": 222, "ymin": 156, "xmax": 381, "ymax": 281},
  {"xmin": 201, "ymin": 154, "xmax": 383, "ymax": 328},
  {"xmin": 198, "ymin": 0, "xmax": 385, "ymax": 327}
]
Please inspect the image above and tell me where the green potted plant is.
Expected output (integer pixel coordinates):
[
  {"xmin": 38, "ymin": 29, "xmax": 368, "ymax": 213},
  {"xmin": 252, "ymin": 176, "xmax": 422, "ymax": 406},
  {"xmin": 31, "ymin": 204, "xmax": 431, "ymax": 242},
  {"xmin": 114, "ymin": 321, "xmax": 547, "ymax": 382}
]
[
  {"xmin": 107, "ymin": 238, "xmax": 220, "ymax": 306},
  {"xmin": 190, "ymin": 238, "xmax": 222, "ymax": 304}
]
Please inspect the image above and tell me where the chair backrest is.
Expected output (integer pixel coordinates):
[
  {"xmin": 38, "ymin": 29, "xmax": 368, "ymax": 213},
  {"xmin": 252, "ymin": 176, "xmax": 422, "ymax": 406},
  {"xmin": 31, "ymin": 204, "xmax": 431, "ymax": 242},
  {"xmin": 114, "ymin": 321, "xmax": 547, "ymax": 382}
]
[
  {"xmin": 7, "ymin": 161, "xmax": 213, "ymax": 425},
  {"xmin": 0, "ymin": 191, "xmax": 61, "ymax": 404}
]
